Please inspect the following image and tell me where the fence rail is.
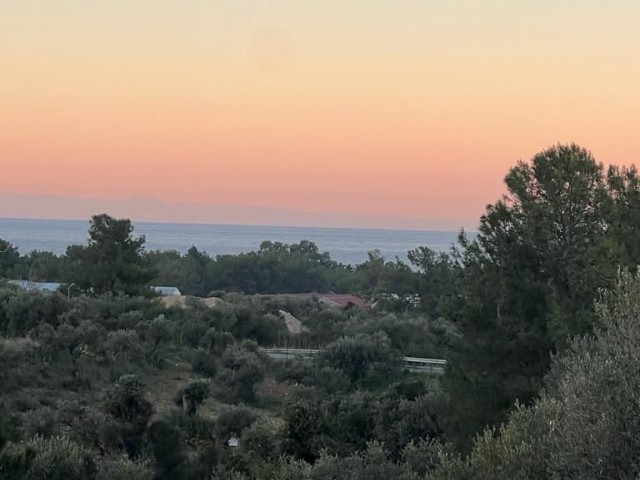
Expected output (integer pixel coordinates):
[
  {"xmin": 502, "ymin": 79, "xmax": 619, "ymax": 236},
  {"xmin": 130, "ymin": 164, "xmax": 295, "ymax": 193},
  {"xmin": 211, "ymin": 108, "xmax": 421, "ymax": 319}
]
[{"xmin": 262, "ymin": 347, "xmax": 446, "ymax": 374}]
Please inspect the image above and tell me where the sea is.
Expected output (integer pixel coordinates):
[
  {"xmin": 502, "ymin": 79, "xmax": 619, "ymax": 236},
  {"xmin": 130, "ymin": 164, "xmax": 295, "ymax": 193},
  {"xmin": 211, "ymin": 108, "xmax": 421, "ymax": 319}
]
[{"xmin": 0, "ymin": 218, "xmax": 468, "ymax": 266}]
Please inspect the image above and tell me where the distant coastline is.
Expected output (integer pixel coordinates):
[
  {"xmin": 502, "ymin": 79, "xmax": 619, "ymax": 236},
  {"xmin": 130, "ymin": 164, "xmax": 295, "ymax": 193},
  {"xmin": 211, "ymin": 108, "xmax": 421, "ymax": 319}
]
[{"xmin": 0, "ymin": 192, "xmax": 478, "ymax": 232}]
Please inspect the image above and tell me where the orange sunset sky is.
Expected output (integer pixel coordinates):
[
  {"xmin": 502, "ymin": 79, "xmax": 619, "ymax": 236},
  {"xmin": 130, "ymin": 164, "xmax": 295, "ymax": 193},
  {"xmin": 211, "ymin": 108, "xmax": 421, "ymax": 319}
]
[{"xmin": 2, "ymin": 1, "xmax": 640, "ymax": 229}]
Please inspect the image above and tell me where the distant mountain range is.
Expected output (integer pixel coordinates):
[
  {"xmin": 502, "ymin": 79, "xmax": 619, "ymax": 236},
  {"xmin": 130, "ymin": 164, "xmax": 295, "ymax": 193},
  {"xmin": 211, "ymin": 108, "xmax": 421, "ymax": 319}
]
[{"xmin": 0, "ymin": 192, "xmax": 477, "ymax": 231}]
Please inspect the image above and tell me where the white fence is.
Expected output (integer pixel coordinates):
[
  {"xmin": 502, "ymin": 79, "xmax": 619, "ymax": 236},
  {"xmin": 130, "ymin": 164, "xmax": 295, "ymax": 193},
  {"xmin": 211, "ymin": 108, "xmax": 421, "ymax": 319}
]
[{"xmin": 262, "ymin": 348, "xmax": 446, "ymax": 374}]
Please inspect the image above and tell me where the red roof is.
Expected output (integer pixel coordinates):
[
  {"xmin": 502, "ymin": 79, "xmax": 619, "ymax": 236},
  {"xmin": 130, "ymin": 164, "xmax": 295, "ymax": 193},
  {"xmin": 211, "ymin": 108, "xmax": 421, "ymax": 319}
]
[{"xmin": 319, "ymin": 294, "xmax": 371, "ymax": 308}]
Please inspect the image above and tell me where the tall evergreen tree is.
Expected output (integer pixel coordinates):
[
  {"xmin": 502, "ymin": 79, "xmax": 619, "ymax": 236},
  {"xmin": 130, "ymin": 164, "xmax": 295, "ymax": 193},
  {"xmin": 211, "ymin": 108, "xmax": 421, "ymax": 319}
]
[
  {"xmin": 66, "ymin": 214, "xmax": 155, "ymax": 296},
  {"xmin": 443, "ymin": 144, "xmax": 623, "ymax": 447},
  {"xmin": 0, "ymin": 238, "xmax": 19, "ymax": 279}
]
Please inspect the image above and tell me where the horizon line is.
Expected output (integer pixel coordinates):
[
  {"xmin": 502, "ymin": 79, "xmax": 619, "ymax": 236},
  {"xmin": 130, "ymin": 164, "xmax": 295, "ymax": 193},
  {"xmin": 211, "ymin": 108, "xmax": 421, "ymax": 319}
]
[{"xmin": 0, "ymin": 214, "xmax": 477, "ymax": 235}]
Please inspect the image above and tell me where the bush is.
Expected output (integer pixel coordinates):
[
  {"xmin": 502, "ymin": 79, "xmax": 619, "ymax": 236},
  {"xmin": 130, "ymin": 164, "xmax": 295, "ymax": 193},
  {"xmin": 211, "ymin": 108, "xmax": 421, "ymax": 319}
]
[
  {"xmin": 26, "ymin": 436, "xmax": 96, "ymax": 480},
  {"xmin": 216, "ymin": 406, "xmax": 258, "ymax": 440},
  {"xmin": 147, "ymin": 420, "xmax": 188, "ymax": 480},
  {"xmin": 104, "ymin": 375, "xmax": 153, "ymax": 428},
  {"xmin": 217, "ymin": 345, "xmax": 266, "ymax": 403},
  {"xmin": 103, "ymin": 375, "xmax": 153, "ymax": 457},
  {"xmin": 168, "ymin": 410, "xmax": 215, "ymax": 440},
  {"xmin": 96, "ymin": 456, "xmax": 154, "ymax": 480},
  {"xmin": 191, "ymin": 350, "xmax": 217, "ymax": 377},
  {"xmin": 274, "ymin": 442, "xmax": 418, "ymax": 480},
  {"xmin": 318, "ymin": 332, "xmax": 401, "ymax": 382},
  {"xmin": 175, "ymin": 380, "xmax": 209, "ymax": 416}
]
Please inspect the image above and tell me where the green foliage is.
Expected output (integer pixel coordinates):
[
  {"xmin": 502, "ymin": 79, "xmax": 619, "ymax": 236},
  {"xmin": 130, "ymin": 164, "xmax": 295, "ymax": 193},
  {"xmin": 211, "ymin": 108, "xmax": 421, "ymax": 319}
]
[
  {"xmin": 148, "ymin": 420, "xmax": 188, "ymax": 480},
  {"xmin": 442, "ymin": 144, "xmax": 629, "ymax": 446},
  {"xmin": 217, "ymin": 344, "xmax": 267, "ymax": 403},
  {"xmin": 0, "ymin": 287, "xmax": 68, "ymax": 337},
  {"xmin": 275, "ymin": 442, "xmax": 420, "ymax": 480},
  {"xmin": 136, "ymin": 315, "xmax": 173, "ymax": 365},
  {"xmin": 95, "ymin": 456, "xmax": 154, "ymax": 480},
  {"xmin": 281, "ymin": 387, "xmax": 438, "ymax": 462},
  {"xmin": 0, "ymin": 440, "xmax": 36, "ymax": 479},
  {"xmin": 25, "ymin": 436, "xmax": 96, "ymax": 480},
  {"xmin": 191, "ymin": 349, "xmax": 218, "ymax": 377},
  {"xmin": 216, "ymin": 406, "xmax": 259, "ymax": 440},
  {"xmin": 240, "ymin": 415, "xmax": 285, "ymax": 466},
  {"xmin": 66, "ymin": 214, "xmax": 155, "ymax": 296},
  {"xmin": 9, "ymin": 147, "xmax": 640, "ymax": 479},
  {"xmin": 148, "ymin": 246, "xmax": 214, "ymax": 296},
  {"xmin": 175, "ymin": 380, "xmax": 210, "ymax": 415},
  {"xmin": 318, "ymin": 332, "xmax": 401, "ymax": 381},
  {"xmin": 0, "ymin": 336, "xmax": 42, "ymax": 393},
  {"xmin": 167, "ymin": 410, "xmax": 215, "ymax": 441},
  {"xmin": 0, "ymin": 238, "xmax": 20, "ymax": 279},
  {"xmin": 103, "ymin": 375, "xmax": 153, "ymax": 456},
  {"xmin": 374, "ymin": 395, "xmax": 442, "ymax": 460},
  {"xmin": 202, "ymin": 328, "xmax": 235, "ymax": 354},
  {"xmin": 430, "ymin": 270, "xmax": 640, "ymax": 479},
  {"xmin": 275, "ymin": 362, "xmax": 350, "ymax": 394},
  {"xmin": 23, "ymin": 250, "xmax": 64, "ymax": 282},
  {"xmin": 0, "ymin": 413, "xmax": 7, "ymax": 452},
  {"xmin": 104, "ymin": 374, "xmax": 153, "ymax": 427},
  {"xmin": 356, "ymin": 250, "xmax": 418, "ymax": 296},
  {"xmin": 407, "ymin": 247, "xmax": 459, "ymax": 318}
]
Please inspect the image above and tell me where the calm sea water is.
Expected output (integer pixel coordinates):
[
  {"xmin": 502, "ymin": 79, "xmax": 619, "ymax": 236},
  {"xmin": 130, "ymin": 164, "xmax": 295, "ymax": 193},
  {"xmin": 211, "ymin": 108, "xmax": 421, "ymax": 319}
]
[{"xmin": 0, "ymin": 218, "xmax": 467, "ymax": 265}]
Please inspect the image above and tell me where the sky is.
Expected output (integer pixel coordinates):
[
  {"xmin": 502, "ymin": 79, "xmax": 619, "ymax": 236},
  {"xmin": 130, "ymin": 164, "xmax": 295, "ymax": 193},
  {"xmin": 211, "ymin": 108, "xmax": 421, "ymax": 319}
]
[{"xmin": 2, "ymin": 1, "xmax": 640, "ymax": 228}]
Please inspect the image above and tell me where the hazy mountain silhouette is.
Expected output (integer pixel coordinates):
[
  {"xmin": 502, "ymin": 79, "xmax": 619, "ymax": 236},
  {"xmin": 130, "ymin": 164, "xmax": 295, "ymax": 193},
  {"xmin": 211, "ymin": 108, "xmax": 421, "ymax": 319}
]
[{"xmin": 0, "ymin": 192, "xmax": 476, "ymax": 231}]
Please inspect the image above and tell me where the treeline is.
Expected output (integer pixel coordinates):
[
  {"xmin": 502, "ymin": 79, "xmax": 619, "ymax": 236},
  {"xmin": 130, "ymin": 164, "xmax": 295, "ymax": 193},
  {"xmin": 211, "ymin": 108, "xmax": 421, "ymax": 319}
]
[{"xmin": 1, "ymin": 223, "xmax": 426, "ymax": 298}]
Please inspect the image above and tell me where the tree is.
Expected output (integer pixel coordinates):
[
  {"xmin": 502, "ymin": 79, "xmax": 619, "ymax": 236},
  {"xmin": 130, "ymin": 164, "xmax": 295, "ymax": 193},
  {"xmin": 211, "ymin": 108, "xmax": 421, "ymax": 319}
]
[
  {"xmin": 407, "ymin": 247, "xmax": 459, "ymax": 318},
  {"xmin": 318, "ymin": 332, "xmax": 401, "ymax": 382},
  {"xmin": 22, "ymin": 250, "xmax": 64, "ymax": 282},
  {"xmin": 103, "ymin": 374, "xmax": 153, "ymax": 456},
  {"xmin": 431, "ymin": 270, "xmax": 640, "ymax": 480},
  {"xmin": 217, "ymin": 344, "xmax": 267, "ymax": 403},
  {"xmin": 147, "ymin": 420, "xmax": 189, "ymax": 480},
  {"xmin": 373, "ymin": 396, "xmax": 442, "ymax": 460},
  {"xmin": 67, "ymin": 214, "xmax": 155, "ymax": 296},
  {"xmin": 442, "ymin": 144, "xmax": 623, "ymax": 447},
  {"xmin": 0, "ymin": 238, "xmax": 19, "ymax": 278},
  {"xmin": 104, "ymin": 374, "xmax": 153, "ymax": 427},
  {"xmin": 136, "ymin": 315, "xmax": 172, "ymax": 365},
  {"xmin": 175, "ymin": 380, "xmax": 209, "ymax": 416}
]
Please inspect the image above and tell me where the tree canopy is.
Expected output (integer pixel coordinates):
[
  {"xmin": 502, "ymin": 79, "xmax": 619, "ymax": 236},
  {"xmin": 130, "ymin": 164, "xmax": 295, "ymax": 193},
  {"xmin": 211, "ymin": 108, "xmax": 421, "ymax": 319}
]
[{"xmin": 66, "ymin": 214, "xmax": 155, "ymax": 296}]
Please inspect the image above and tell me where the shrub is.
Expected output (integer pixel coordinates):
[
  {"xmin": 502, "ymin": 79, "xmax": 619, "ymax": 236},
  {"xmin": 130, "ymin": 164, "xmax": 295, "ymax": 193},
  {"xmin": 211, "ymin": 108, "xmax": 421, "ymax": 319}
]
[
  {"xmin": 191, "ymin": 350, "xmax": 217, "ymax": 377},
  {"xmin": 216, "ymin": 406, "xmax": 258, "ymax": 440},
  {"xmin": 174, "ymin": 380, "xmax": 209, "ymax": 416},
  {"xmin": 96, "ymin": 456, "xmax": 153, "ymax": 480},
  {"xmin": 217, "ymin": 345, "xmax": 266, "ymax": 403},
  {"xmin": 318, "ymin": 332, "xmax": 401, "ymax": 381},
  {"xmin": 26, "ymin": 436, "xmax": 97, "ymax": 480}
]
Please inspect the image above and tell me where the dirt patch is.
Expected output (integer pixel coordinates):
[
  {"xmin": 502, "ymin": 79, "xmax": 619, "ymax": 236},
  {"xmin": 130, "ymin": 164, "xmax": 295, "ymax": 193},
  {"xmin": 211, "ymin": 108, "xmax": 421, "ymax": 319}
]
[
  {"xmin": 278, "ymin": 310, "xmax": 307, "ymax": 334},
  {"xmin": 145, "ymin": 362, "xmax": 219, "ymax": 421},
  {"xmin": 159, "ymin": 296, "xmax": 223, "ymax": 309},
  {"xmin": 255, "ymin": 377, "xmax": 291, "ymax": 400}
]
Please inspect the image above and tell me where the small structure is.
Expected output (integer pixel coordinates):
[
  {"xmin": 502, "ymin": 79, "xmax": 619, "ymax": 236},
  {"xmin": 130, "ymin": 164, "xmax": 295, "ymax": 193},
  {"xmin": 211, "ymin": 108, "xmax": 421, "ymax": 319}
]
[
  {"xmin": 7, "ymin": 280, "xmax": 62, "ymax": 293},
  {"xmin": 152, "ymin": 286, "xmax": 182, "ymax": 296},
  {"xmin": 318, "ymin": 293, "xmax": 371, "ymax": 309}
]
